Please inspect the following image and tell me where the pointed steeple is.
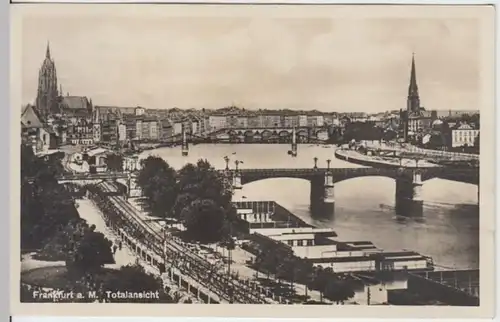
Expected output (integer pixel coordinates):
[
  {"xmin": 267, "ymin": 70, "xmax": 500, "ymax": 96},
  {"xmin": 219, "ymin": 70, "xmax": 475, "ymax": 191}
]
[
  {"xmin": 407, "ymin": 53, "xmax": 421, "ymax": 114},
  {"xmin": 46, "ymin": 41, "xmax": 51, "ymax": 60},
  {"xmin": 37, "ymin": 41, "xmax": 58, "ymax": 119},
  {"xmin": 408, "ymin": 53, "xmax": 418, "ymax": 96}
]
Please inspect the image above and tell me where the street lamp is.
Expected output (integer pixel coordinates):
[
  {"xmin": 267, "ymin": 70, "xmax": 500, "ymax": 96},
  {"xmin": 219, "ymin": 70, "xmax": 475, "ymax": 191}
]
[
  {"xmin": 224, "ymin": 156, "xmax": 230, "ymax": 170},
  {"xmin": 326, "ymin": 159, "xmax": 331, "ymax": 171},
  {"xmin": 235, "ymin": 160, "xmax": 242, "ymax": 172},
  {"xmin": 313, "ymin": 157, "xmax": 318, "ymax": 169}
]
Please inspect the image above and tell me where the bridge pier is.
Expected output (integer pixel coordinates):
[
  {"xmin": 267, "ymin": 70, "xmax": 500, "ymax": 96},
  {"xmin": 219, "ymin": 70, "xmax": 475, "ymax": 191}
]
[
  {"xmin": 395, "ymin": 170, "xmax": 423, "ymax": 217},
  {"xmin": 309, "ymin": 173, "xmax": 335, "ymax": 217},
  {"xmin": 181, "ymin": 128, "xmax": 189, "ymax": 157},
  {"xmin": 290, "ymin": 127, "xmax": 297, "ymax": 157},
  {"xmin": 323, "ymin": 171, "xmax": 335, "ymax": 215},
  {"xmin": 233, "ymin": 171, "xmax": 242, "ymax": 190}
]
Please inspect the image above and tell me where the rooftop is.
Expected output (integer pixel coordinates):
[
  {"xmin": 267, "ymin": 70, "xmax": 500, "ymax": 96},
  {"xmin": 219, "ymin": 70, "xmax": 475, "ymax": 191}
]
[
  {"xmin": 60, "ymin": 96, "xmax": 90, "ymax": 110},
  {"xmin": 21, "ymin": 105, "xmax": 44, "ymax": 129}
]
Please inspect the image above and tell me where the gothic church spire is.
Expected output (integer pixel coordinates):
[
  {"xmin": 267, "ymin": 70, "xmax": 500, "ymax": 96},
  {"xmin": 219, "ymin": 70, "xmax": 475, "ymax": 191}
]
[
  {"xmin": 407, "ymin": 53, "xmax": 421, "ymax": 114},
  {"xmin": 46, "ymin": 41, "xmax": 51, "ymax": 60},
  {"xmin": 36, "ymin": 41, "xmax": 59, "ymax": 119}
]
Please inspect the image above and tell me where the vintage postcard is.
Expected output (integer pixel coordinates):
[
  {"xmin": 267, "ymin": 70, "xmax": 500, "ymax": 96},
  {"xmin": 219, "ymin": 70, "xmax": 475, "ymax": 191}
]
[{"xmin": 10, "ymin": 3, "xmax": 495, "ymax": 319}]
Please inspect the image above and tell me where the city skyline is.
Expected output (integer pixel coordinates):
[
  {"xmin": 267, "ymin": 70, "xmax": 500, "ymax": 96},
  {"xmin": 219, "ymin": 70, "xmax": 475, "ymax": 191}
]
[{"xmin": 22, "ymin": 13, "xmax": 479, "ymax": 113}]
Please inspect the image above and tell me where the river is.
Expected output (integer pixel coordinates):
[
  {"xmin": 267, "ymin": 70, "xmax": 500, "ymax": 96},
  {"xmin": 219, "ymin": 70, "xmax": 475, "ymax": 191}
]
[{"xmin": 139, "ymin": 143, "xmax": 479, "ymax": 270}]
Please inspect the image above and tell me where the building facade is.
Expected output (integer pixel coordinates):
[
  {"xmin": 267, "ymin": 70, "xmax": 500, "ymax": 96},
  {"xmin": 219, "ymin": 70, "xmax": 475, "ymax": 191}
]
[
  {"xmin": 59, "ymin": 95, "xmax": 94, "ymax": 145},
  {"xmin": 260, "ymin": 114, "xmax": 282, "ymax": 128},
  {"xmin": 21, "ymin": 105, "xmax": 57, "ymax": 154},
  {"xmin": 208, "ymin": 115, "xmax": 227, "ymax": 131},
  {"xmin": 307, "ymin": 115, "xmax": 324, "ymax": 127},
  {"xmin": 160, "ymin": 119, "xmax": 173, "ymax": 142},
  {"xmin": 298, "ymin": 115, "xmax": 308, "ymax": 127},
  {"xmin": 118, "ymin": 123, "xmax": 127, "ymax": 142},
  {"xmin": 283, "ymin": 115, "xmax": 299, "ymax": 128},
  {"xmin": 450, "ymin": 122, "xmax": 479, "ymax": 148}
]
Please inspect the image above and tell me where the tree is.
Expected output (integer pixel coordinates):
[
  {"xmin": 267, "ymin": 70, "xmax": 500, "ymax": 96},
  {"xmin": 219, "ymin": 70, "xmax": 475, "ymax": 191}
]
[
  {"xmin": 276, "ymin": 253, "xmax": 296, "ymax": 289},
  {"xmin": 173, "ymin": 159, "xmax": 235, "ymax": 242},
  {"xmin": 21, "ymin": 145, "xmax": 79, "ymax": 250},
  {"xmin": 174, "ymin": 160, "xmax": 233, "ymax": 216},
  {"xmin": 322, "ymin": 270, "xmax": 355, "ymax": 304},
  {"xmin": 99, "ymin": 264, "xmax": 173, "ymax": 303},
  {"xmin": 382, "ymin": 129, "xmax": 398, "ymax": 142},
  {"xmin": 21, "ymin": 144, "xmax": 63, "ymax": 182},
  {"xmin": 324, "ymin": 280, "xmax": 355, "ymax": 304},
  {"xmin": 180, "ymin": 199, "xmax": 227, "ymax": 243},
  {"xmin": 308, "ymin": 266, "xmax": 329, "ymax": 302},
  {"xmin": 65, "ymin": 221, "xmax": 114, "ymax": 275},
  {"xmin": 136, "ymin": 156, "xmax": 177, "ymax": 217},
  {"xmin": 106, "ymin": 153, "xmax": 124, "ymax": 172},
  {"xmin": 341, "ymin": 122, "xmax": 383, "ymax": 143}
]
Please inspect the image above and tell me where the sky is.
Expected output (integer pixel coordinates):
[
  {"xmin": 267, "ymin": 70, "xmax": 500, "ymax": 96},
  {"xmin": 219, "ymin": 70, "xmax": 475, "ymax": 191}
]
[{"xmin": 21, "ymin": 13, "xmax": 480, "ymax": 113}]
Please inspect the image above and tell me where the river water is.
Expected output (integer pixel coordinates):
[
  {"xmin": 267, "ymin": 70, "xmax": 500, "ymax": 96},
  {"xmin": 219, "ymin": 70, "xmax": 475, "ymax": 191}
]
[{"xmin": 140, "ymin": 144, "xmax": 479, "ymax": 270}]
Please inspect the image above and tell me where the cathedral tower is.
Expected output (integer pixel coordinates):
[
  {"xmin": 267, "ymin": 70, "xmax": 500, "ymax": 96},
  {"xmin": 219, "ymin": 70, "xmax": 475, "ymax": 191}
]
[{"xmin": 36, "ymin": 42, "xmax": 59, "ymax": 119}]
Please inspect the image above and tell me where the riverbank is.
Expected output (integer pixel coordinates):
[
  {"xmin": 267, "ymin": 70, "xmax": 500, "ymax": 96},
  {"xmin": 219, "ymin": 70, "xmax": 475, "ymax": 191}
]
[{"xmin": 334, "ymin": 148, "xmax": 439, "ymax": 168}]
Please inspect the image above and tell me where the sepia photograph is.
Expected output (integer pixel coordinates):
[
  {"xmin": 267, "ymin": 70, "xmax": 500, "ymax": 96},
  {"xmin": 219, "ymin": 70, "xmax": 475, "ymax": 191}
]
[{"xmin": 10, "ymin": 3, "xmax": 495, "ymax": 319}]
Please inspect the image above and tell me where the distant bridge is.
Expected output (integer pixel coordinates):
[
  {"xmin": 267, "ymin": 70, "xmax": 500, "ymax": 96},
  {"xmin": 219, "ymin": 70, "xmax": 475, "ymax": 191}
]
[{"xmin": 207, "ymin": 127, "xmax": 329, "ymax": 143}]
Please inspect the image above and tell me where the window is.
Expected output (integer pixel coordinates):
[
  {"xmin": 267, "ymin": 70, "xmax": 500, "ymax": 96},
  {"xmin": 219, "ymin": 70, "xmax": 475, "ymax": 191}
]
[
  {"xmin": 287, "ymin": 240, "xmax": 293, "ymax": 246},
  {"xmin": 297, "ymin": 240, "xmax": 304, "ymax": 246},
  {"xmin": 307, "ymin": 240, "xmax": 313, "ymax": 246}
]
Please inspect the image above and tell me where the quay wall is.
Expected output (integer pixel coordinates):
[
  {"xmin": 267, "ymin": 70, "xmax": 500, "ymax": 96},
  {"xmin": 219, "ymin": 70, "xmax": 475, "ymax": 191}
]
[{"xmin": 407, "ymin": 273, "xmax": 479, "ymax": 306}]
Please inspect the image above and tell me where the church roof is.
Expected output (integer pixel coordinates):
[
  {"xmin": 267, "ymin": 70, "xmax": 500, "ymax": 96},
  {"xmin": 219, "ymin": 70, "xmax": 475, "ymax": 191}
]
[
  {"xmin": 21, "ymin": 105, "xmax": 44, "ymax": 129},
  {"xmin": 61, "ymin": 96, "xmax": 90, "ymax": 110},
  {"xmin": 409, "ymin": 110, "xmax": 433, "ymax": 119},
  {"xmin": 95, "ymin": 106, "xmax": 137, "ymax": 115}
]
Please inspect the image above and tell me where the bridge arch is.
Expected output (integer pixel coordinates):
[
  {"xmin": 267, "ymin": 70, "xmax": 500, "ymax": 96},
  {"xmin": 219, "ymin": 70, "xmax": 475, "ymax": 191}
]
[
  {"xmin": 278, "ymin": 130, "xmax": 290, "ymax": 143},
  {"xmin": 297, "ymin": 129, "xmax": 308, "ymax": 137},
  {"xmin": 240, "ymin": 175, "xmax": 313, "ymax": 186},
  {"xmin": 332, "ymin": 173, "xmax": 401, "ymax": 184},
  {"xmin": 261, "ymin": 130, "xmax": 272, "ymax": 141}
]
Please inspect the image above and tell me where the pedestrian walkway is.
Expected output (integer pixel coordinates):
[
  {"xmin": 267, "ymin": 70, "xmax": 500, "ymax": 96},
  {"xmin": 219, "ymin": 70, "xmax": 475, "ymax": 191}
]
[
  {"xmin": 76, "ymin": 199, "xmax": 136, "ymax": 268},
  {"xmin": 21, "ymin": 253, "xmax": 65, "ymax": 273}
]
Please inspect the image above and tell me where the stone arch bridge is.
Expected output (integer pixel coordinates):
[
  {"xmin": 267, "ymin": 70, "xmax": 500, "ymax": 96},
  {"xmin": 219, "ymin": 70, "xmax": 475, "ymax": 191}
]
[
  {"xmin": 230, "ymin": 167, "xmax": 479, "ymax": 217},
  {"xmin": 211, "ymin": 127, "xmax": 329, "ymax": 143},
  {"xmin": 53, "ymin": 165, "xmax": 478, "ymax": 217}
]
